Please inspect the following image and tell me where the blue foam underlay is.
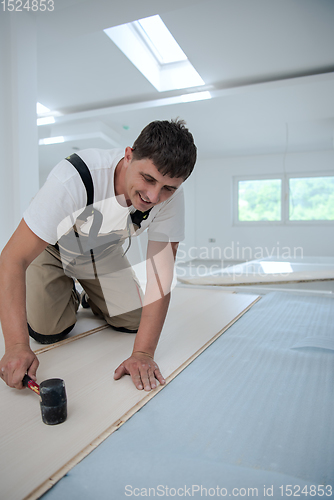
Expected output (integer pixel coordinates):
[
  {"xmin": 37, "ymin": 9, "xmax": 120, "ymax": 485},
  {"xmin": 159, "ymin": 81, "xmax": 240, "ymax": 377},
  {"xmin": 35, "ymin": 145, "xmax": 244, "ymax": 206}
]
[{"xmin": 42, "ymin": 292, "xmax": 334, "ymax": 499}]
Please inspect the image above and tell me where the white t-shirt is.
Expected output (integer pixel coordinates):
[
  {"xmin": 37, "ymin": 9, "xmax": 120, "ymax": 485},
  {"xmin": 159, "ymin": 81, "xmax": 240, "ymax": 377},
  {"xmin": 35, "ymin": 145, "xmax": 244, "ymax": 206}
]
[{"xmin": 23, "ymin": 148, "xmax": 185, "ymax": 245}]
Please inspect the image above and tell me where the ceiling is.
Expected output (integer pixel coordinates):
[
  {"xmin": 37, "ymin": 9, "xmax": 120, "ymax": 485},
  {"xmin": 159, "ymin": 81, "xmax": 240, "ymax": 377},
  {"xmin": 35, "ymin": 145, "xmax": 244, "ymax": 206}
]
[{"xmin": 34, "ymin": 0, "xmax": 334, "ymax": 176}]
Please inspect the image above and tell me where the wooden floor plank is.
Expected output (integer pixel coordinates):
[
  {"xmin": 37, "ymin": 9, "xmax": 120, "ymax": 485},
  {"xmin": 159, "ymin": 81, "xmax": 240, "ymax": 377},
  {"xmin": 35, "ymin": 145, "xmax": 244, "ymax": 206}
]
[
  {"xmin": 178, "ymin": 270, "xmax": 334, "ymax": 286},
  {"xmin": 0, "ymin": 288, "xmax": 260, "ymax": 500}
]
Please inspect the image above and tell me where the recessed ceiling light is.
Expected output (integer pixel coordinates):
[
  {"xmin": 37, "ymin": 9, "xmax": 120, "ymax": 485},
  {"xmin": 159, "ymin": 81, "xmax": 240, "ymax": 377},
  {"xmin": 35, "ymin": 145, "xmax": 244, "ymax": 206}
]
[
  {"xmin": 39, "ymin": 136, "xmax": 64, "ymax": 145},
  {"xmin": 37, "ymin": 116, "xmax": 56, "ymax": 126},
  {"xmin": 180, "ymin": 91, "xmax": 212, "ymax": 103}
]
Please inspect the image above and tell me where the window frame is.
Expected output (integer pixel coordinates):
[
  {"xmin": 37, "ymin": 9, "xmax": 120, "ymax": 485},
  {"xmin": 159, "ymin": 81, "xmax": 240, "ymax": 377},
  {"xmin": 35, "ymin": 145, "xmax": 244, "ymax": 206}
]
[
  {"xmin": 287, "ymin": 172, "xmax": 334, "ymax": 225},
  {"xmin": 233, "ymin": 174, "xmax": 284, "ymax": 226},
  {"xmin": 233, "ymin": 172, "xmax": 334, "ymax": 226}
]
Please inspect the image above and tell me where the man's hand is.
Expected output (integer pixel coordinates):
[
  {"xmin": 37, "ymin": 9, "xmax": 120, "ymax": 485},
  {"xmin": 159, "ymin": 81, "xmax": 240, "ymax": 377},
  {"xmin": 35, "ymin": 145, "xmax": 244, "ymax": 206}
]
[
  {"xmin": 113, "ymin": 241, "xmax": 178, "ymax": 392},
  {"xmin": 0, "ymin": 344, "xmax": 39, "ymax": 389},
  {"xmin": 114, "ymin": 352, "xmax": 165, "ymax": 391},
  {"xmin": 0, "ymin": 219, "xmax": 47, "ymax": 390}
]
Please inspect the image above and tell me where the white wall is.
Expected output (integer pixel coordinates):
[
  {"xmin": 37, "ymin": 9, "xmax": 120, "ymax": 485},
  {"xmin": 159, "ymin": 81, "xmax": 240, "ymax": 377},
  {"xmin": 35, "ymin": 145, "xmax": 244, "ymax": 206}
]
[
  {"xmin": 177, "ymin": 172, "xmax": 196, "ymax": 261},
  {"xmin": 0, "ymin": 16, "xmax": 14, "ymax": 251},
  {"xmin": 0, "ymin": 13, "xmax": 39, "ymax": 252},
  {"xmin": 185, "ymin": 149, "xmax": 334, "ymax": 261}
]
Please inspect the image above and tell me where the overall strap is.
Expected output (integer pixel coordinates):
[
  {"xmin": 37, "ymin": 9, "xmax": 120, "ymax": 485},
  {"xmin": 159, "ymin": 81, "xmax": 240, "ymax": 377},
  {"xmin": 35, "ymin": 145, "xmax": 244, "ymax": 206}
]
[
  {"xmin": 63, "ymin": 153, "xmax": 101, "ymax": 277},
  {"xmin": 65, "ymin": 153, "xmax": 94, "ymax": 208}
]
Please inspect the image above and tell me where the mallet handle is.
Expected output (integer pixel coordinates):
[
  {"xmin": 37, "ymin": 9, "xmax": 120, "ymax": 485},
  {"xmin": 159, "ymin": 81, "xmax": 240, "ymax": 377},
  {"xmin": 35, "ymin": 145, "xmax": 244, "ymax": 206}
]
[{"xmin": 22, "ymin": 374, "xmax": 40, "ymax": 395}]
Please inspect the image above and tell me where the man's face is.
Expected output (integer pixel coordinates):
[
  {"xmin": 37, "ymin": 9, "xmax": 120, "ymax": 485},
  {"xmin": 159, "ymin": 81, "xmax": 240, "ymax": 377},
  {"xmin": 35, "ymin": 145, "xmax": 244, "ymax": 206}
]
[{"xmin": 123, "ymin": 150, "xmax": 184, "ymax": 211}]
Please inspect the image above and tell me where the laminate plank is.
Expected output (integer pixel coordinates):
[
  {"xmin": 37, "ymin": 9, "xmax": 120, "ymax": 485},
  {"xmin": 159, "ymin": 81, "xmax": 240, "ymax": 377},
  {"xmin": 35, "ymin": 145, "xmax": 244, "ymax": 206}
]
[
  {"xmin": 178, "ymin": 269, "xmax": 334, "ymax": 286},
  {"xmin": 0, "ymin": 288, "xmax": 260, "ymax": 500}
]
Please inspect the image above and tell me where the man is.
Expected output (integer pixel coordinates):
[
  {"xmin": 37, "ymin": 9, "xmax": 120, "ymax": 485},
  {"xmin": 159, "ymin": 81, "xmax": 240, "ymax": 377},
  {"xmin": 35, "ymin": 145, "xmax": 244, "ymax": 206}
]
[{"xmin": 0, "ymin": 119, "xmax": 196, "ymax": 393}]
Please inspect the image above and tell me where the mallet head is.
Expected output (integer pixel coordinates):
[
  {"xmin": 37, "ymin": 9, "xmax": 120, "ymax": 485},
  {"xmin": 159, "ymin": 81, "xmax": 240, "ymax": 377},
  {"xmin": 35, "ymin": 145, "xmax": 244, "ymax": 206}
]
[
  {"xmin": 39, "ymin": 378, "xmax": 67, "ymax": 425},
  {"xmin": 23, "ymin": 375, "xmax": 67, "ymax": 425}
]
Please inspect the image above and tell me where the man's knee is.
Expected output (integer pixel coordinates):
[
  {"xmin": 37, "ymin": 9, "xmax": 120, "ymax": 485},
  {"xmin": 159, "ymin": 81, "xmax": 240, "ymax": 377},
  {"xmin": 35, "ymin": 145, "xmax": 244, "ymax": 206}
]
[
  {"xmin": 28, "ymin": 323, "xmax": 75, "ymax": 344},
  {"xmin": 105, "ymin": 306, "xmax": 142, "ymax": 333},
  {"xmin": 26, "ymin": 282, "xmax": 79, "ymax": 341}
]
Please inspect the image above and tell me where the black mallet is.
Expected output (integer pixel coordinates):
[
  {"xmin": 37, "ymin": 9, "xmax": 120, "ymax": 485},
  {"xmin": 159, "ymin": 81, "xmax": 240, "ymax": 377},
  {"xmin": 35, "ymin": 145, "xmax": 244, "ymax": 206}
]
[{"xmin": 23, "ymin": 375, "xmax": 67, "ymax": 425}]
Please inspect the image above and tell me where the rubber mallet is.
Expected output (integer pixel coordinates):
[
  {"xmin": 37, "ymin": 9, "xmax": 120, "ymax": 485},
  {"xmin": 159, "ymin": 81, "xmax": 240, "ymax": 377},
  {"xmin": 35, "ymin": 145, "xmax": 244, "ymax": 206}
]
[{"xmin": 22, "ymin": 375, "xmax": 67, "ymax": 425}]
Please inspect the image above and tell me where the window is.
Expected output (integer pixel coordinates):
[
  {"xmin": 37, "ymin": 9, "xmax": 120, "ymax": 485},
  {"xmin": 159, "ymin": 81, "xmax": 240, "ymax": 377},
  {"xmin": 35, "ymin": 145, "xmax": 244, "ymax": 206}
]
[
  {"xmin": 133, "ymin": 15, "xmax": 187, "ymax": 65},
  {"xmin": 104, "ymin": 15, "xmax": 205, "ymax": 92},
  {"xmin": 234, "ymin": 174, "xmax": 334, "ymax": 224},
  {"xmin": 238, "ymin": 179, "xmax": 282, "ymax": 222},
  {"xmin": 289, "ymin": 176, "xmax": 334, "ymax": 221}
]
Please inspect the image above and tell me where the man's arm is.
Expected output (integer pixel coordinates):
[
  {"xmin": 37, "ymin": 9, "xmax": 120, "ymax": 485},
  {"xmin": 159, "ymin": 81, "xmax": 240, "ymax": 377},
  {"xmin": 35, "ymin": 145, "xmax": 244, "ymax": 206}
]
[
  {"xmin": 0, "ymin": 219, "xmax": 48, "ymax": 389},
  {"xmin": 114, "ymin": 240, "xmax": 178, "ymax": 391}
]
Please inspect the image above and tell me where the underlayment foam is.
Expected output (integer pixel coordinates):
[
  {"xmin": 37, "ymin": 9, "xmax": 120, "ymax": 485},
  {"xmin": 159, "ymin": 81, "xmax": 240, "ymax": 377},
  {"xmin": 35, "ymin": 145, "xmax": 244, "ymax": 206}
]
[{"xmin": 42, "ymin": 292, "xmax": 334, "ymax": 499}]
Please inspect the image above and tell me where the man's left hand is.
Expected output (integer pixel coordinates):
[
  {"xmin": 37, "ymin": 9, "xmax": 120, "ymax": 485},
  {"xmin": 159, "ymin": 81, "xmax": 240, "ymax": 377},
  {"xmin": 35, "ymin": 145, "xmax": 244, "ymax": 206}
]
[{"xmin": 114, "ymin": 352, "xmax": 165, "ymax": 391}]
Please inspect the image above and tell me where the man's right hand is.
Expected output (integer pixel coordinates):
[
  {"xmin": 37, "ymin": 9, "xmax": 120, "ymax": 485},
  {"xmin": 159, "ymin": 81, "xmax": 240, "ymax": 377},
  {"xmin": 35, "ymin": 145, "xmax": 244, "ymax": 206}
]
[
  {"xmin": 0, "ymin": 344, "xmax": 39, "ymax": 390},
  {"xmin": 0, "ymin": 220, "xmax": 47, "ymax": 390}
]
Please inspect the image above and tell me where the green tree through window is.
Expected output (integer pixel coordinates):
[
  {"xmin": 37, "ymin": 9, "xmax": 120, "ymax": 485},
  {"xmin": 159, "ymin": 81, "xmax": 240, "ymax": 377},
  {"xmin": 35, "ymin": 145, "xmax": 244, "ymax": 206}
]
[
  {"xmin": 289, "ymin": 177, "xmax": 334, "ymax": 220},
  {"xmin": 238, "ymin": 179, "xmax": 281, "ymax": 221}
]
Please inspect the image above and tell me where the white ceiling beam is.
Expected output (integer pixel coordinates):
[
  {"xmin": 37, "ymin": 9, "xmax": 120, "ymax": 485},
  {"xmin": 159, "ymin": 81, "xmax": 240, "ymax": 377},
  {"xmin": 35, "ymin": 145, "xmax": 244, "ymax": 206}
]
[{"xmin": 39, "ymin": 72, "xmax": 334, "ymax": 127}]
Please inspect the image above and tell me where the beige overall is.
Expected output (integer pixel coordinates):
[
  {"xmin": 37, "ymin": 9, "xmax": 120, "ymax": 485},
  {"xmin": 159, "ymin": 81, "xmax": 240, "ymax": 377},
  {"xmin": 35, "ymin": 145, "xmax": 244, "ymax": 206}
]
[{"xmin": 26, "ymin": 241, "xmax": 143, "ymax": 339}]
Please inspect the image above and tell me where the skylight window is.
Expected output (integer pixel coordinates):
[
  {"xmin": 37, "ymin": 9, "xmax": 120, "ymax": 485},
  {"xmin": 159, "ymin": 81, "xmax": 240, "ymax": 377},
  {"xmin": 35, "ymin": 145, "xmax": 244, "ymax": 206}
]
[
  {"xmin": 134, "ymin": 15, "xmax": 187, "ymax": 65},
  {"xmin": 104, "ymin": 15, "xmax": 205, "ymax": 92}
]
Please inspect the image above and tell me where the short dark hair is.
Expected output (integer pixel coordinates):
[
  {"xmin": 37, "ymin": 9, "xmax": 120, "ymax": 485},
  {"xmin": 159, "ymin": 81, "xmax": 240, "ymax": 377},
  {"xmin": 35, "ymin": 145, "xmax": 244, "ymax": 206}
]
[{"xmin": 132, "ymin": 119, "xmax": 197, "ymax": 180}]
